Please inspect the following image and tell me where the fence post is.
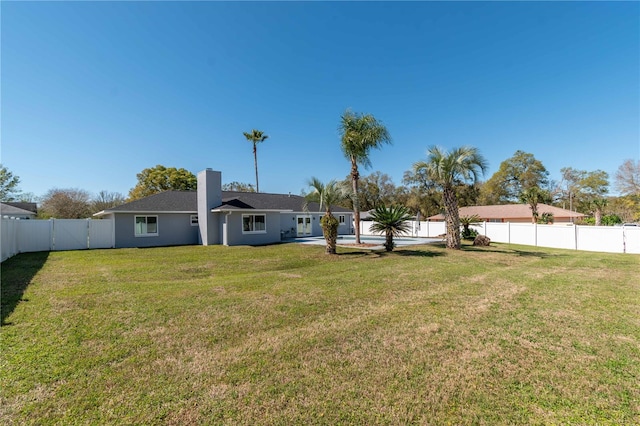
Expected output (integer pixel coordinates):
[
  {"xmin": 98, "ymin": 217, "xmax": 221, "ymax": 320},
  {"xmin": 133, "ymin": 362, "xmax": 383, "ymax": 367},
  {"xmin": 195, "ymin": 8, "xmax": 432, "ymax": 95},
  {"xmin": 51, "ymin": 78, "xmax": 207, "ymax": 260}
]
[
  {"xmin": 507, "ymin": 222, "xmax": 511, "ymax": 244},
  {"xmin": 50, "ymin": 218, "xmax": 55, "ymax": 251},
  {"xmin": 534, "ymin": 222, "xmax": 537, "ymax": 247},
  {"xmin": 574, "ymin": 224, "xmax": 578, "ymax": 250}
]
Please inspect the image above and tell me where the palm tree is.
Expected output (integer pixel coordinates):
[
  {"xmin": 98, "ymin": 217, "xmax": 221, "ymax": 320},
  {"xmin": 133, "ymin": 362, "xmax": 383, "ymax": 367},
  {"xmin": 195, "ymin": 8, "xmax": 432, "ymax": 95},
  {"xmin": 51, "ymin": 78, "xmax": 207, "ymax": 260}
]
[
  {"xmin": 339, "ymin": 110, "xmax": 391, "ymax": 244},
  {"xmin": 242, "ymin": 129, "xmax": 269, "ymax": 193},
  {"xmin": 592, "ymin": 198, "xmax": 608, "ymax": 226},
  {"xmin": 305, "ymin": 177, "xmax": 348, "ymax": 254},
  {"xmin": 519, "ymin": 186, "xmax": 548, "ymax": 224},
  {"xmin": 368, "ymin": 205, "xmax": 413, "ymax": 252},
  {"xmin": 459, "ymin": 214, "xmax": 481, "ymax": 239},
  {"xmin": 414, "ymin": 146, "xmax": 487, "ymax": 249}
]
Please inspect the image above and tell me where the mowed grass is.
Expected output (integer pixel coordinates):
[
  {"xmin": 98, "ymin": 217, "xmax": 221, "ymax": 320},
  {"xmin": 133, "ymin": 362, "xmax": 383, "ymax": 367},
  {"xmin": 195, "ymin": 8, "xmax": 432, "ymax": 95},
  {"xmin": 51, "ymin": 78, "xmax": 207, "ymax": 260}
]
[{"xmin": 1, "ymin": 242, "xmax": 639, "ymax": 425}]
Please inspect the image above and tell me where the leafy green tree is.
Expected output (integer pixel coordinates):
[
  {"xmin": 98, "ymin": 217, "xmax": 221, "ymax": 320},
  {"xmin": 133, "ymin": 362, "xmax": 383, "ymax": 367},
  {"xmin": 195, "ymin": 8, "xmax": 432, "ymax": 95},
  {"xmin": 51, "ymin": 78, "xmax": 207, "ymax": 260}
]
[
  {"xmin": 0, "ymin": 164, "xmax": 21, "ymax": 202},
  {"xmin": 480, "ymin": 151, "xmax": 549, "ymax": 204},
  {"xmin": 341, "ymin": 171, "xmax": 398, "ymax": 212},
  {"xmin": 558, "ymin": 167, "xmax": 609, "ymax": 213},
  {"xmin": 243, "ymin": 129, "xmax": 269, "ymax": 193},
  {"xmin": 305, "ymin": 177, "xmax": 348, "ymax": 255},
  {"xmin": 222, "ymin": 182, "xmax": 256, "ymax": 192},
  {"xmin": 339, "ymin": 110, "xmax": 391, "ymax": 244},
  {"xmin": 128, "ymin": 165, "xmax": 197, "ymax": 200},
  {"xmin": 40, "ymin": 188, "xmax": 92, "ymax": 218},
  {"xmin": 519, "ymin": 186, "xmax": 551, "ymax": 223},
  {"xmin": 368, "ymin": 205, "xmax": 413, "ymax": 252},
  {"xmin": 601, "ymin": 214, "xmax": 622, "ymax": 226},
  {"xmin": 414, "ymin": 146, "xmax": 488, "ymax": 249}
]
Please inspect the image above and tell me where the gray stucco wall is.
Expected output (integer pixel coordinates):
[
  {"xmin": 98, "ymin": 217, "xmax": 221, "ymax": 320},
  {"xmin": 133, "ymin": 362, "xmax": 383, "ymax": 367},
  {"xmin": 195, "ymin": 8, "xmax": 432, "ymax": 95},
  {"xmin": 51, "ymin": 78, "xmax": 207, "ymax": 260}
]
[
  {"xmin": 223, "ymin": 211, "xmax": 281, "ymax": 246},
  {"xmin": 279, "ymin": 212, "xmax": 353, "ymax": 237},
  {"xmin": 113, "ymin": 213, "xmax": 199, "ymax": 248}
]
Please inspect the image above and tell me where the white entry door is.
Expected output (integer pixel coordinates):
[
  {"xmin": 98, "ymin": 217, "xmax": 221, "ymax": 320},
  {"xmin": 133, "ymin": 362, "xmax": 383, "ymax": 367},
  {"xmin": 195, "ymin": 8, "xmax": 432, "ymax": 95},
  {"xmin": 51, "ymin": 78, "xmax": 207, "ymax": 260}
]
[{"xmin": 297, "ymin": 216, "xmax": 312, "ymax": 236}]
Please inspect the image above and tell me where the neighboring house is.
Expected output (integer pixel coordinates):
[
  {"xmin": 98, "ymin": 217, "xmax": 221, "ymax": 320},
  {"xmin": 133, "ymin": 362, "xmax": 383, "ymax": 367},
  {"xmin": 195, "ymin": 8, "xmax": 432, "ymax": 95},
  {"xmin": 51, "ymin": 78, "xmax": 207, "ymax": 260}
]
[
  {"xmin": 1, "ymin": 203, "xmax": 37, "ymax": 219},
  {"xmin": 94, "ymin": 169, "xmax": 354, "ymax": 248},
  {"xmin": 427, "ymin": 204, "xmax": 585, "ymax": 224}
]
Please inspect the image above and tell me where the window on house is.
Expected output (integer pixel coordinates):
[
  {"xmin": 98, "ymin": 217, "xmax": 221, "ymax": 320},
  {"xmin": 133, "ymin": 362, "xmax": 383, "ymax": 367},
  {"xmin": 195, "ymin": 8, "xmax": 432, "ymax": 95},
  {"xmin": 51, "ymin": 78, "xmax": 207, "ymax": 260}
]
[
  {"xmin": 135, "ymin": 216, "xmax": 158, "ymax": 236},
  {"xmin": 190, "ymin": 215, "xmax": 199, "ymax": 226},
  {"xmin": 338, "ymin": 215, "xmax": 346, "ymax": 224},
  {"xmin": 242, "ymin": 214, "xmax": 266, "ymax": 233}
]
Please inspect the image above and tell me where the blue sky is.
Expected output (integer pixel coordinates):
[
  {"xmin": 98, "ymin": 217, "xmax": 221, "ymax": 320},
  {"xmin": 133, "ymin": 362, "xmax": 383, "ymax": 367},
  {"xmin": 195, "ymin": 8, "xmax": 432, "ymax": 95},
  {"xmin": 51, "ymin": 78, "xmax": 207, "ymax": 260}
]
[{"xmin": 2, "ymin": 1, "xmax": 639, "ymax": 199}]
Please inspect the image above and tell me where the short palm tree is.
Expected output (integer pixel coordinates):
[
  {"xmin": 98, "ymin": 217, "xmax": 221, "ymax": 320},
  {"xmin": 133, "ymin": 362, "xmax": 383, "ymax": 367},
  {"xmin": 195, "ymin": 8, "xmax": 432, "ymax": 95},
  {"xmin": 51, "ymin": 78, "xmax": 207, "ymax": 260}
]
[
  {"xmin": 305, "ymin": 177, "xmax": 348, "ymax": 254},
  {"xmin": 339, "ymin": 110, "xmax": 391, "ymax": 244},
  {"xmin": 414, "ymin": 146, "xmax": 487, "ymax": 249},
  {"xmin": 242, "ymin": 129, "xmax": 269, "ymax": 193},
  {"xmin": 460, "ymin": 214, "xmax": 481, "ymax": 239},
  {"xmin": 368, "ymin": 205, "xmax": 413, "ymax": 252}
]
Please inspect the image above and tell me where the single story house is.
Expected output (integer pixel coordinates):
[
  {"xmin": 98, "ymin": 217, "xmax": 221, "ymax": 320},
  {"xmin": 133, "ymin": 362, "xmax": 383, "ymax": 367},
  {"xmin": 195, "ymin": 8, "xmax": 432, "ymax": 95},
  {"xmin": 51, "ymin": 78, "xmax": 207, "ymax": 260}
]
[
  {"xmin": 94, "ymin": 169, "xmax": 354, "ymax": 248},
  {"xmin": 427, "ymin": 204, "xmax": 585, "ymax": 224},
  {"xmin": 1, "ymin": 202, "xmax": 37, "ymax": 219}
]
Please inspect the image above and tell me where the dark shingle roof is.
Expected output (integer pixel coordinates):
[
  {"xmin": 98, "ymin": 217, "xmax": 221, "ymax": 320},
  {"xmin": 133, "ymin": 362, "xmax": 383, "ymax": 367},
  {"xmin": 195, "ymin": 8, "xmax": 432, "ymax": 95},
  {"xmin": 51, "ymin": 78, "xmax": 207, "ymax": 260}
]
[
  {"xmin": 218, "ymin": 191, "xmax": 352, "ymax": 213},
  {"xmin": 1, "ymin": 203, "xmax": 38, "ymax": 216},
  {"xmin": 95, "ymin": 190, "xmax": 352, "ymax": 215},
  {"xmin": 3, "ymin": 202, "xmax": 37, "ymax": 213},
  {"xmin": 98, "ymin": 191, "xmax": 198, "ymax": 213}
]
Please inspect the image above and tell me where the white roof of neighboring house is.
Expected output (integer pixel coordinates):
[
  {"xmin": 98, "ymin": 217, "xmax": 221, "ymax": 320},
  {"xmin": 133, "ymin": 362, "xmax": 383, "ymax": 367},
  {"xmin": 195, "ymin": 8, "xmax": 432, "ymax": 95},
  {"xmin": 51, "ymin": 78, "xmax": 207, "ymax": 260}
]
[{"xmin": 427, "ymin": 204, "xmax": 585, "ymax": 221}]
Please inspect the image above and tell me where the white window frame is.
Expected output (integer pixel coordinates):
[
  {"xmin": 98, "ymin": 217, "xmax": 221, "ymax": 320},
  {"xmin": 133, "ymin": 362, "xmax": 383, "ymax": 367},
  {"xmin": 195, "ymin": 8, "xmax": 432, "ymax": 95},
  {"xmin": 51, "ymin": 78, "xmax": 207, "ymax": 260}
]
[
  {"xmin": 134, "ymin": 215, "xmax": 158, "ymax": 237},
  {"xmin": 190, "ymin": 215, "xmax": 199, "ymax": 226},
  {"xmin": 242, "ymin": 214, "xmax": 267, "ymax": 234},
  {"xmin": 338, "ymin": 215, "xmax": 346, "ymax": 224}
]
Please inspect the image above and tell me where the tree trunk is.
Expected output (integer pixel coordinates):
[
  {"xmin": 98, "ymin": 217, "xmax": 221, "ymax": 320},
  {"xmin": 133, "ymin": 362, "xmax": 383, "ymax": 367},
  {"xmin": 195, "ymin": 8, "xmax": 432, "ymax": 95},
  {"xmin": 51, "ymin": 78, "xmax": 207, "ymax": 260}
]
[
  {"xmin": 531, "ymin": 202, "xmax": 538, "ymax": 224},
  {"xmin": 321, "ymin": 213, "xmax": 339, "ymax": 254},
  {"xmin": 350, "ymin": 158, "xmax": 361, "ymax": 244},
  {"xmin": 385, "ymin": 231, "xmax": 393, "ymax": 252},
  {"xmin": 443, "ymin": 186, "xmax": 461, "ymax": 249},
  {"xmin": 253, "ymin": 143, "xmax": 259, "ymax": 193},
  {"xmin": 595, "ymin": 208, "xmax": 602, "ymax": 226}
]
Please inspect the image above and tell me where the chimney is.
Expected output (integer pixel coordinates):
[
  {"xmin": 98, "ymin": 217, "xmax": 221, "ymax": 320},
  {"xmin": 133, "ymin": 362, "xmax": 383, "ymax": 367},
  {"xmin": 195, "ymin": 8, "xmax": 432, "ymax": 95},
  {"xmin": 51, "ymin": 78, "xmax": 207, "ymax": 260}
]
[{"xmin": 197, "ymin": 169, "xmax": 222, "ymax": 245}]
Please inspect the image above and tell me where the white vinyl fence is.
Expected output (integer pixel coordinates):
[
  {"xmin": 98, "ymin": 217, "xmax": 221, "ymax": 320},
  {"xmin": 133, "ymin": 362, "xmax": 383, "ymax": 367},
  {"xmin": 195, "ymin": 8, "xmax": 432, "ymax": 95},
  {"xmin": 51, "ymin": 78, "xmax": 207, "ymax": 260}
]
[
  {"xmin": 360, "ymin": 220, "xmax": 640, "ymax": 254},
  {"xmin": 1, "ymin": 218, "xmax": 114, "ymax": 262}
]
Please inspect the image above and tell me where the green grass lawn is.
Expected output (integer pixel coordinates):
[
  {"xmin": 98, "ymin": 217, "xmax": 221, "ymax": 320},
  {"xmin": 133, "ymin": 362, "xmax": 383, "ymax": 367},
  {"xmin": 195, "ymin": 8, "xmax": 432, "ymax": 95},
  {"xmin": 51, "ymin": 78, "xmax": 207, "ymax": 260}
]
[{"xmin": 1, "ymin": 242, "xmax": 639, "ymax": 425}]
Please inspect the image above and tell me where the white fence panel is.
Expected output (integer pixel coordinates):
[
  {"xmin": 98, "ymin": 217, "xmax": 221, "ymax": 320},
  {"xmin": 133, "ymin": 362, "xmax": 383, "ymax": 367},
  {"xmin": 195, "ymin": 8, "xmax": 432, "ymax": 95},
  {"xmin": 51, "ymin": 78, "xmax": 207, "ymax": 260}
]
[
  {"xmin": 53, "ymin": 219, "xmax": 90, "ymax": 251},
  {"xmin": 1, "ymin": 219, "xmax": 18, "ymax": 262},
  {"xmin": 509, "ymin": 223, "xmax": 536, "ymax": 246},
  {"xmin": 577, "ymin": 226, "xmax": 625, "ymax": 253},
  {"xmin": 484, "ymin": 222, "xmax": 510, "ymax": 243},
  {"xmin": 360, "ymin": 220, "xmax": 446, "ymax": 238},
  {"xmin": 622, "ymin": 227, "xmax": 640, "ymax": 254},
  {"xmin": 537, "ymin": 224, "xmax": 576, "ymax": 250},
  {"xmin": 18, "ymin": 219, "xmax": 52, "ymax": 253},
  {"xmin": 89, "ymin": 219, "xmax": 114, "ymax": 249},
  {"xmin": 419, "ymin": 221, "xmax": 445, "ymax": 237},
  {"xmin": 1, "ymin": 218, "xmax": 114, "ymax": 262}
]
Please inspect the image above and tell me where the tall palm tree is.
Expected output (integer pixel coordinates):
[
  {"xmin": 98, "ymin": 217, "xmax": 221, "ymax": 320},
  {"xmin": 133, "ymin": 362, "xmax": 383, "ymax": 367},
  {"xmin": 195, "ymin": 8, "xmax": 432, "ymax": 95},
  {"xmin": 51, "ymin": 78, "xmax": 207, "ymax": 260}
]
[
  {"xmin": 368, "ymin": 205, "xmax": 413, "ymax": 252},
  {"xmin": 414, "ymin": 146, "xmax": 487, "ymax": 249},
  {"xmin": 305, "ymin": 177, "xmax": 348, "ymax": 254},
  {"xmin": 519, "ymin": 186, "xmax": 548, "ymax": 224},
  {"xmin": 339, "ymin": 110, "xmax": 391, "ymax": 244},
  {"xmin": 592, "ymin": 198, "xmax": 608, "ymax": 226},
  {"xmin": 242, "ymin": 129, "xmax": 269, "ymax": 193}
]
